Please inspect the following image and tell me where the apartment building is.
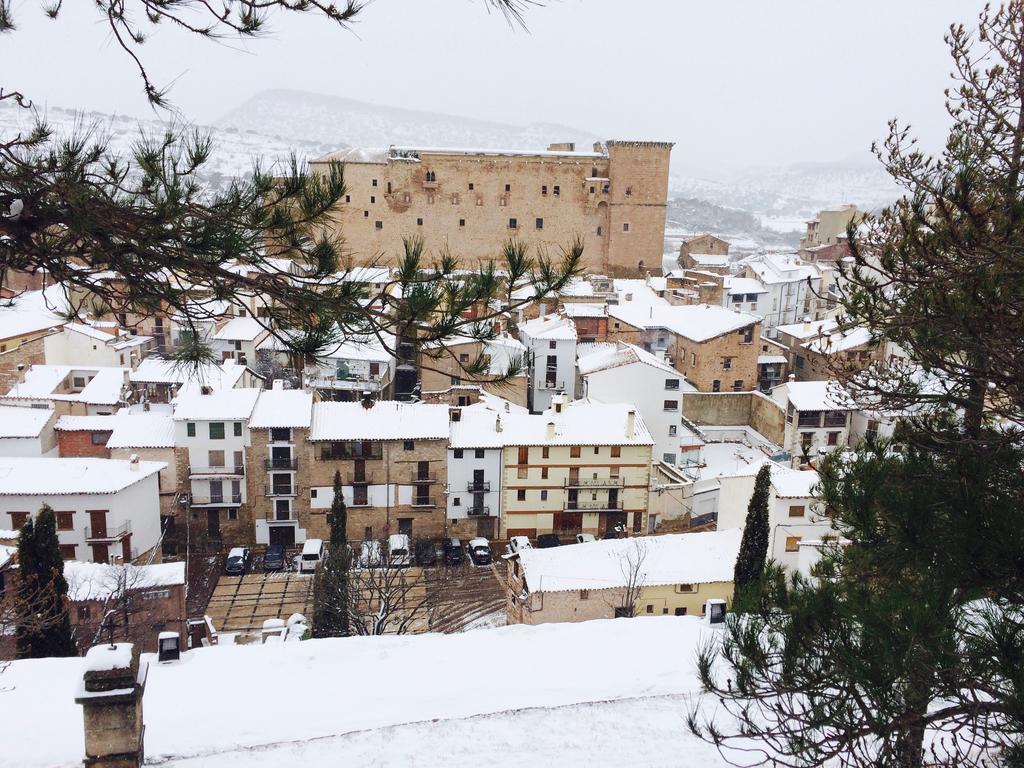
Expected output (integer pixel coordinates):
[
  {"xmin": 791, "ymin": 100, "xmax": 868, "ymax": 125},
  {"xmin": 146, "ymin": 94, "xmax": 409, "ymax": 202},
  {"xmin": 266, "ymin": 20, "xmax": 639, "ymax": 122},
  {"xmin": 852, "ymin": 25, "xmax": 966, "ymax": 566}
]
[
  {"xmin": 498, "ymin": 394, "xmax": 653, "ymax": 539},
  {"xmin": 518, "ymin": 314, "xmax": 578, "ymax": 413},
  {"xmin": 799, "ymin": 204, "xmax": 863, "ymax": 259},
  {"xmin": 607, "ymin": 303, "xmax": 761, "ymax": 393},
  {"xmin": 0, "ymin": 456, "xmax": 165, "ymax": 563},
  {"xmin": 246, "ymin": 385, "xmax": 315, "ymax": 547},
  {"xmin": 741, "ymin": 253, "xmax": 824, "ymax": 335},
  {"xmin": 173, "ymin": 388, "xmax": 261, "ymax": 543},
  {"xmin": 306, "ymin": 400, "xmax": 451, "ymax": 542},
  {"xmin": 43, "ymin": 323, "xmax": 154, "ymax": 368},
  {"xmin": 578, "ymin": 342, "xmax": 697, "ymax": 466},
  {"xmin": 308, "ymin": 141, "xmax": 673, "ymax": 275},
  {"xmin": 447, "ymin": 404, "xmax": 511, "ymax": 540}
]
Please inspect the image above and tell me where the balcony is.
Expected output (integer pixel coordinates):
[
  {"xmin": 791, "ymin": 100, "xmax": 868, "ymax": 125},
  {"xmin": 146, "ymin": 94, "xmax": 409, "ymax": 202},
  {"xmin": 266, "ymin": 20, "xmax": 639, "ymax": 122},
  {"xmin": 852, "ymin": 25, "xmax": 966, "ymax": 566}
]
[
  {"xmin": 189, "ymin": 464, "xmax": 245, "ymax": 477},
  {"xmin": 466, "ymin": 481, "xmax": 490, "ymax": 493},
  {"xmin": 85, "ymin": 521, "xmax": 131, "ymax": 542},
  {"xmin": 318, "ymin": 445, "xmax": 383, "ymax": 461},
  {"xmin": 410, "ymin": 471, "xmax": 438, "ymax": 484},
  {"xmin": 350, "ymin": 473, "xmax": 376, "ymax": 485},
  {"xmin": 265, "ymin": 509, "xmax": 297, "ymax": 522},
  {"xmin": 303, "ymin": 371, "xmax": 385, "ymax": 392},
  {"xmin": 467, "ymin": 505, "xmax": 490, "ymax": 517},
  {"xmin": 421, "ymin": 179, "xmax": 438, "ymax": 189},
  {"xmin": 264, "ymin": 458, "xmax": 298, "ymax": 471},
  {"xmin": 411, "ymin": 497, "xmax": 436, "ymax": 508},
  {"xmin": 190, "ymin": 492, "xmax": 243, "ymax": 507},
  {"xmin": 537, "ymin": 380, "xmax": 565, "ymax": 391},
  {"xmin": 564, "ymin": 499, "xmax": 624, "ymax": 512},
  {"xmin": 564, "ymin": 477, "xmax": 625, "ymax": 489},
  {"xmin": 265, "ymin": 484, "xmax": 301, "ymax": 498}
]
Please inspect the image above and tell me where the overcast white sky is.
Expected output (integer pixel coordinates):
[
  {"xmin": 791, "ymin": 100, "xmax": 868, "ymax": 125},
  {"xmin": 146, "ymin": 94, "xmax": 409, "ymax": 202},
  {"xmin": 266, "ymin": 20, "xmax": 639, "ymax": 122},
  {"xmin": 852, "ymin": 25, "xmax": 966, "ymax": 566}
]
[{"xmin": 0, "ymin": 0, "xmax": 987, "ymax": 171}]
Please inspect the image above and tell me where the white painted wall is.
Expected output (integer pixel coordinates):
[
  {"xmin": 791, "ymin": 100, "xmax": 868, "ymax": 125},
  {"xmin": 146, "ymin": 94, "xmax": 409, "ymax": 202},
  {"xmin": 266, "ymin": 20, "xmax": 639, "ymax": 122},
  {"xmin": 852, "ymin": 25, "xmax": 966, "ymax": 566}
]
[
  {"xmin": 0, "ymin": 471, "xmax": 162, "ymax": 562},
  {"xmin": 446, "ymin": 447, "xmax": 502, "ymax": 520},
  {"xmin": 521, "ymin": 334, "xmax": 577, "ymax": 413},
  {"xmin": 174, "ymin": 419, "xmax": 252, "ymax": 504}
]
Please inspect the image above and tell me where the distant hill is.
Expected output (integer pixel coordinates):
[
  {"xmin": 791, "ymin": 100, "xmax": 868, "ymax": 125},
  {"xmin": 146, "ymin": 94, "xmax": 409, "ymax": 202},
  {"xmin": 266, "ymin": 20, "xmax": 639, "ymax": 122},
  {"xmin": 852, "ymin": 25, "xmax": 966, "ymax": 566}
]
[{"xmin": 213, "ymin": 88, "xmax": 601, "ymax": 156}]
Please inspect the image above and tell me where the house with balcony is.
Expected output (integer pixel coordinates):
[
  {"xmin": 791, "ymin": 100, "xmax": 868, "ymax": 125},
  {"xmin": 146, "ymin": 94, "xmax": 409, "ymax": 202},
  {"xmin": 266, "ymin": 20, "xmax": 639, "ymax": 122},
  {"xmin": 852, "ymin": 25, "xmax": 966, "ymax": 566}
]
[
  {"xmin": 298, "ymin": 331, "xmax": 395, "ymax": 401},
  {"xmin": 419, "ymin": 333, "xmax": 528, "ymax": 409},
  {"xmin": 447, "ymin": 400, "xmax": 524, "ymax": 540},
  {"xmin": 172, "ymin": 388, "xmax": 261, "ymax": 544},
  {"xmin": 0, "ymin": 456, "xmax": 165, "ymax": 563},
  {"xmin": 305, "ymin": 399, "xmax": 451, "ymax": 542},
  {"xmin": 771, "ymin": 380, "xmax": 858, "ymax": 463},
  {"xmin": 129, "ymin": 357, "xmax": 261, "ymax": 404},
  {"xmin": 246, "ymin": 383, "xmax": 315, "ymax": 546},
  {"xmin": 211, "ymin": 317, "xmax": 270, "ymax": 367},
  {"xmin": 497, "ymin": 393, "xmax": 654, "ymax": 540},
  {"xmin": 518, "ymin": 314, "xmax": 578, "ymax": 413}
]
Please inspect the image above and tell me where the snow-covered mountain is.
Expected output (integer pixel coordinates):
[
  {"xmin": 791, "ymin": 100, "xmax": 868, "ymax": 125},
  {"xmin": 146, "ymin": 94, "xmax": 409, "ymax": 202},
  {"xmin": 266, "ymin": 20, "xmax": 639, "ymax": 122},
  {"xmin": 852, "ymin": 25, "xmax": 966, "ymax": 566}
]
[{"xmin": 213, "ymin": 88, "xmax": 601, "ymax": 155}]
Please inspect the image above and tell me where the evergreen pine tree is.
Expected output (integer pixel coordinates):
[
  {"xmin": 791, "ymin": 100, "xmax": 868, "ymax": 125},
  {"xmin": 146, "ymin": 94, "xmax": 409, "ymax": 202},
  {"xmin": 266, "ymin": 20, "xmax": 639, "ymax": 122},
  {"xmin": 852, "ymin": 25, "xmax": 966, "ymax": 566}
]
[
  {"xmin": 15, "ymin": 506, "xmax": 75, "ymax": 658},
  {"xmin": 732, "ymin": 464, "xmax": 771, "ymax": 600}
]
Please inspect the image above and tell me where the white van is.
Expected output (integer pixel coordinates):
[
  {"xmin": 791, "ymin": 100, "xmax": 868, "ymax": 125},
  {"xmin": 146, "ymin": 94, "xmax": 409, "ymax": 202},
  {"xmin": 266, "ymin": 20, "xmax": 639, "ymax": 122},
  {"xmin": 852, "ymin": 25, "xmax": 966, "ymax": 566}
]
[
  {"xmin": 388, "ymin": 534, "xmax": 412, "ymax": 568},
  {"xmin": 299, "ymin": 538, "xmax": 325, "ymax": 573}
]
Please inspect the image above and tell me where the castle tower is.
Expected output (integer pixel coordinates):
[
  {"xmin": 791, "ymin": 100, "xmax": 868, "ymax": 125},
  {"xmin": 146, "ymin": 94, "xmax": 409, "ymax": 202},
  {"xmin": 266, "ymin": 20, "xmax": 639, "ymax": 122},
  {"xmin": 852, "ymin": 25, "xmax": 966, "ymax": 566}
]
[{"xmin": 603, "ymin": 141, "xmax": 674, "ymax": 276}]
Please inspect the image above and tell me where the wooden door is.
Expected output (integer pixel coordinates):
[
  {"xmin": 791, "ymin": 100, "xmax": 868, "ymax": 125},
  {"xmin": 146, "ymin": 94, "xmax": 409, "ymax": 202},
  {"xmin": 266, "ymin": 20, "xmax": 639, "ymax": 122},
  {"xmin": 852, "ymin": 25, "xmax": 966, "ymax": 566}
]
[
  {"xmin": 90, "ymin": 543, "xmax": 109, "ymax": 563},
  {"xmin": 269, "ymin": 525, "xmax": 295, "ymax": 546},
  {"xmin": 121, "ymin": 536, "xmax": 132, "ymax": 563},
  {"xmin": 206, "ymin": 509, "xmax": 220, "ymax": 540},
  {"xmin": 477, "ymin": 516, "xmax": 496, "ymax": 539},
  {"xmin": 88, "ymin": 510, "xmax": 108, "ymax": 539}
]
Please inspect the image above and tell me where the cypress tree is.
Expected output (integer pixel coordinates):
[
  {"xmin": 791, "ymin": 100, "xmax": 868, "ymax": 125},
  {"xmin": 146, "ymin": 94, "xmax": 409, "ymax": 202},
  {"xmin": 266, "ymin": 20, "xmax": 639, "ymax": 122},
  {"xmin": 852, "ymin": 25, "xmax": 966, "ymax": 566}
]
[
  {"xmin": 732, "ymin": 464, "xmax": 771, "ymax": 599},
  {"xmin": 16, "ymin": 505, "xmax": 75, "ymax": 658},
  {"xmin": 329, "ymin": 470, "xmax": 347, "ymax": 547},
  {"xmin": 313, "ymin": 472, "xmax": 351, "ymax": 638}
]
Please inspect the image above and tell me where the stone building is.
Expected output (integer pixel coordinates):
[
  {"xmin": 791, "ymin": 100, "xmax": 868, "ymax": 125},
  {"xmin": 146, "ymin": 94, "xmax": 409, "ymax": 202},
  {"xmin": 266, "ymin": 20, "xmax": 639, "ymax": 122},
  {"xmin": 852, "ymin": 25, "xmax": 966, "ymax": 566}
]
[
  {"xmin": 507, "ymin": 529, "xmax": 739, "ymax": 625},
  {"xmin": 607, "ymin": 303, "xmax": 761, "ymax": 393},
  {"xmin": 798, "ymin": 204, "xmax": 863, "ymax": 259},
  {"xmin": 677, "ymin": 233, "xmax": 731, "ymax": 272},
  {"xmin": 308, "ymin": 141, "xmax": 673, "ymax": 276},
  {"xmin": 418, "ymin": 334, "xmax": 528, "ymax": 409}
]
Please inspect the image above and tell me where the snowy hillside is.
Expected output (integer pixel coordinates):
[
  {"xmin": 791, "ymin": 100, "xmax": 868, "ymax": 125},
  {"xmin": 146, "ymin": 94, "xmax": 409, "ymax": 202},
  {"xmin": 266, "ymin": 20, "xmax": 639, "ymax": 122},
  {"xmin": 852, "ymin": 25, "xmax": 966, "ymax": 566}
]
[{"xmin": 214, "ymin": 88, "xmax": 601, "ymax": 154}]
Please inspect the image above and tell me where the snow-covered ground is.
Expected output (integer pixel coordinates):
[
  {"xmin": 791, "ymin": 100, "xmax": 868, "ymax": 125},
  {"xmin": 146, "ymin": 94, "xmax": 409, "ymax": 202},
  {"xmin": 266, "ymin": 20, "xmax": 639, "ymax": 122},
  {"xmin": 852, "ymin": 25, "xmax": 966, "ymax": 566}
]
[{"xmin": 0, "ymin": 617, "xmax": 737, "ymax": 767}]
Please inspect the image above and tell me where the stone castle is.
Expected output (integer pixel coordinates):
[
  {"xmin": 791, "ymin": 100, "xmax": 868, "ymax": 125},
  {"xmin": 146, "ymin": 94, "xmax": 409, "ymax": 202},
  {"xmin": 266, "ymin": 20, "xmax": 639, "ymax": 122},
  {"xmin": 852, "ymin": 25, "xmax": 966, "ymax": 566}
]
[{"xmin": 309, "ymin": 140, "xmax": 673, "ymax": 275}]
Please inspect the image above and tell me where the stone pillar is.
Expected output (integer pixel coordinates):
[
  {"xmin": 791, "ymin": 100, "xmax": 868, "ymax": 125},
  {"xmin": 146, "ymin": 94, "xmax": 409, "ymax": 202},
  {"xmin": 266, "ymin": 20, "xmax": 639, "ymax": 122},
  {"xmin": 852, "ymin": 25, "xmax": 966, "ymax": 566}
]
[{"xmin": 75, "ymin": 643, "xmax": 147, "ymax": 768}]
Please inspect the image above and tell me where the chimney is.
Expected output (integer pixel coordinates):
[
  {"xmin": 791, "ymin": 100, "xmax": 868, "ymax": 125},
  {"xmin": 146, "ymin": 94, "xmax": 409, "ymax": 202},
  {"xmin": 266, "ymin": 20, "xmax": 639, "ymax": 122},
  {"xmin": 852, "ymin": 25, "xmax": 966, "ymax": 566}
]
[
  {"xmin": 361, "ymin": 390, "xmax": 374, "ymax": 409},
  {"xmin": 76, "ymin": 643, "xmax": 146, "ymax": 768},
  {"xmin": 272, "ymin": 379, "xmax": 285, "ymax": 391},
  {"xmin": 495, "ymin": 414, "xmax": 503, "ymax": 433},
  {"xmin": 788, "ymin": 374, "xmax": 796, "ymax": 382},
  {"xmin": 129, "ymin": 454, "xmax": 139, "ymax": 471},
  {"xmin": 504, "ymin": 401, "xmax": 510, "ymax": 413},
  {"xmin": 626, "ymin": 409, "xmax": 636, "ymax": 438},
  {"xmin": 545, "ymin": 421, "xmax": 556, "ymax": 440},
  {"xmin": 199, "ymin": 385, "xmax": 212, "ymax": 396},
  {"xmin": 449, "ymin": 407, "xmax": 461, "ymax": 423}
]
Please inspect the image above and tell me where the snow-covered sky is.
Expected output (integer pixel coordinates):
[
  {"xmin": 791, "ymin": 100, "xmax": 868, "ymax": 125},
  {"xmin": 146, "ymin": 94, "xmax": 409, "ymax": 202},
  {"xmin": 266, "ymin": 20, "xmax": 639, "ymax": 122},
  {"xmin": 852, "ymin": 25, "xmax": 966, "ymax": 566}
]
[{"xmin": 1, "ymin": 0, "xmax": 986, "ymax": 172}]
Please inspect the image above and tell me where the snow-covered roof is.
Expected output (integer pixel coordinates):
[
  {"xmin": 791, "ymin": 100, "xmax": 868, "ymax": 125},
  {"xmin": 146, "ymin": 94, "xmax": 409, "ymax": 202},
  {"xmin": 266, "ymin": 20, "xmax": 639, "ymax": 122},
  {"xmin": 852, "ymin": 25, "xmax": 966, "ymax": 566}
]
[
  {"xmin": 803, "ymin": 326, "xmax": 875, "ymax": 355},
  {"xmin": 0, "ymin": 286, "xmax": 67, "ymax": 342},
  {"xmin": 3, "ymin": 366, "xmax": 128, "ymax": 405},
  {"xmin": 54, "ymin": 415, "xmax": 119, "ymax": 432},
  {"xmin": 486, "ymin": 399, "xmax": 654, "ymax": 447},
  {"xmin": 0, "ymin": 405, "xmax": 53, "ymax": 438},
  {"xmin": 337, "ymin": 266, "xmax": 392, "ymax": 284},
  {"xmin": 578, "ymin": 342, "xmax": 693, "ymax": 384},
  {"xmin": 757, "ymin": 354, "xmax": 788, "ymax": 365},
  {"xmin": 773, "ymin": 380, "xmax": 856, "ymax": 411},
  {"xmin": 685, "ymin": 253, "xmax": 730, "ymax": 267},
  {"xmin": 744, "ymin": 253, "xmax": 821, "ymax": 285},
  {"xmin": 310, "ymin": 401, "xmax": 450, "ymax": 441},
  {"xmin": 450, "ymin": 406, "xmax": 509, "ymax": 449},
  {"xmin": 517, "ymin": 529, "xmax": 742, "ymax": 593},
  {"xmin": 65, "ymin": 560, "xmax": 185, "ymax": 602},
  {"xmin": 173, "ymin": 388, "xmax": 261, "ymax": 421},
  {"xmin": 723, "ymin": 277, "xmax": 767, "ymax": 295},
  {"xmin": 519, "ymin": 314, "xmax": 577, "ymax": 341},
  {"xmin": 0, "ymin": 457, "xmax": 165, "ymax": 495},
  {"xmin": 770, "ymin": 466, "xmax": 820, "ymax": 499},
  {"xmin": 608, "ymin": 303, "xmax": 758, "ymax": 342},
  {"xmin": 213, "ymin": 317, "xmax": 267, "ymax": 342},
  {"xmin": 249, "ymin": 388, "xmax": 314, "ymax": 429},
  {"xmin": 560, "ymin": 302, "xmax": 606, "ymax": 318},
  {"xmin": 0, "ymin": 614, "xmax": 730, "ymax": 768},
  {"xmin": 775, "ymin": 318, "xmax": 837, "ymax": 341},
  {"xmin": 313, "ymin": 147, "xmax": 389, "ymax": 164},
  {"xmin": 105, "ymin": 414, "xmax": 176, "ymax": 449}
]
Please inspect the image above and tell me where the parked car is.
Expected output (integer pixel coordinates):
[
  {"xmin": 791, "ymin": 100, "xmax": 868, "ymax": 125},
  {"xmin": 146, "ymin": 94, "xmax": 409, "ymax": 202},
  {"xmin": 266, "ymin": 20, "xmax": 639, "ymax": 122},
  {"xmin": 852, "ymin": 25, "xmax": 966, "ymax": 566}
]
[
  {"xmin": 414, "ymin": 539, "xmax": 438, "ymax": 566},
  {"xmin": 263, "ymin": 543, "xmax": 288, "ymax": 572},
  {"xmin": 388, "ymin": 534, "xmax": 413, "ymax": 567},
  {"xmin": 507, "ymin": 535, "xmax": 532, "ymax": 554},
  {"xmin": 224, "ymin": 547, "xmax": 251, "ymax": 576},
  {"xmin": 602, "ymin": 524, "xmax": 626, "ymax": 540},
  {"xmin": 468, "ymin": 537, "xmax": 492, "ymax": 566},
  {"xmin": 299, "ymin": 538, "xmax": 325, "ymax": 573},
  {"xmin": 536, "ymin": 533, "xmax": 561, "ymax": 549},
  {"xmin": 359, "ymin": 540, "xmax": 383, "ymax": 568},
  {"xmin": 576, "ymin": 533, "xmax": 596, "ymax": 544},
  {"xmin": 443, "ymin": 537, "xmax": 464, "ymax": 566}
]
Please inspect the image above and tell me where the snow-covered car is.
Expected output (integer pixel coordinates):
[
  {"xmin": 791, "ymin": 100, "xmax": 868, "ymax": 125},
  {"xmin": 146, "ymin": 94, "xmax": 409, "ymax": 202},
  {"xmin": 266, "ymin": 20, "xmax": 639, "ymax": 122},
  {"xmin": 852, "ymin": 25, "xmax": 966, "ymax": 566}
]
[
  {"xmin": 468, "ymin": 537, "xmax": 492, "ymax": 566},
  {"xmin": 224, "ymin": 547, "xmax": 251, "ymax": 576},
  {"xmin": 359, "ymin": 540, "xmax": 383, "ymax": 568},
  {"xmin": 388, "ymin": 534, "xmax": 412, "ymax": 567},
  {"xmin": 576, "ymin": 533, "xmax": 596, "ymax": 544},
  {"xmin": 507, "ymin": 535, "xmax": 532, "ymax": 554}
]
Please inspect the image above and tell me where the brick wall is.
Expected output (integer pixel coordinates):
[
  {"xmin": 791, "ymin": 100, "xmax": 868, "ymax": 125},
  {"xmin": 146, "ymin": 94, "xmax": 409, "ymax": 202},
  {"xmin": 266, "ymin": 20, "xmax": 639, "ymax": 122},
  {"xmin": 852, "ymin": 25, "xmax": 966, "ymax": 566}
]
[
  {"xmin": 56, "ymin": 429, "xmax": 112, "ymax": 458},
  {"xmin": 0, "ymin": 332, "xmax": 53, "ymax": 391}
]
